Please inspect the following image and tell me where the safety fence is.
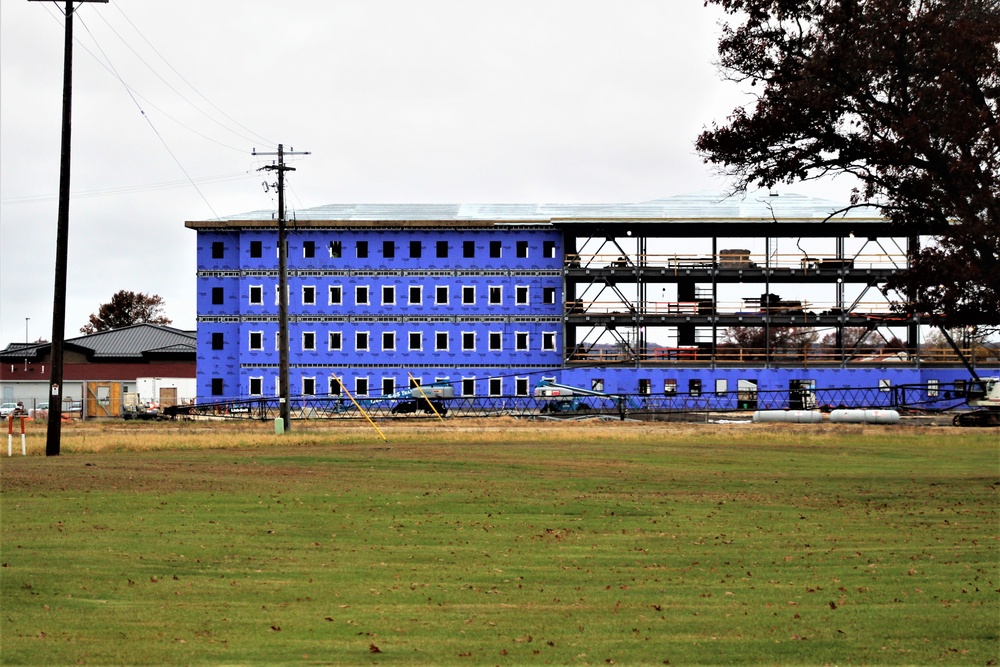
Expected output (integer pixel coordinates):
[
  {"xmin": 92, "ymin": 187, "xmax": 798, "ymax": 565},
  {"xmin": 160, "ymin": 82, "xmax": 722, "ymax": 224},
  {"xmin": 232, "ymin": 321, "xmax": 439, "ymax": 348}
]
[{"xmin": 174, "ymin": 383, "xmax": 971, "ymax": 422}]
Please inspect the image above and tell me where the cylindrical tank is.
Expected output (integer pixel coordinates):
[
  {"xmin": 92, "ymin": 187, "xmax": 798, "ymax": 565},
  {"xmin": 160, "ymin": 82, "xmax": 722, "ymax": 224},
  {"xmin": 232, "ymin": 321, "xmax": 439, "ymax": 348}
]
[
  {"xmin": 829, "ymin": 409, "xmax": 900, "ymax": 424},
  {"xmin": 752, "ymin": 410, "xmax": 823, "ymax": 424}
]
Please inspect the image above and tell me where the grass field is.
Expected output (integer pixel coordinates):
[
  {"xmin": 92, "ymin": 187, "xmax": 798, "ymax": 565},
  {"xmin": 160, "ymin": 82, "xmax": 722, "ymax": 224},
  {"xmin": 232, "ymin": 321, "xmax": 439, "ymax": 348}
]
[{"xmin": 1, "ymin": 419, "xmax": 997, "ymax": 665}]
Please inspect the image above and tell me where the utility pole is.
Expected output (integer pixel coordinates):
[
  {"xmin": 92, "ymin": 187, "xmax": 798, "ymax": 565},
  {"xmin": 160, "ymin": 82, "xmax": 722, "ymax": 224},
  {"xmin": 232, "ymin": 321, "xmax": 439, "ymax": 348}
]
[
  {"xmin": 29, "ymin": 0, "xmax": 108, "ymax": 456},
  {"xmin": 254, "ymin": 144, "xmax": 309, "ymax": 433}
]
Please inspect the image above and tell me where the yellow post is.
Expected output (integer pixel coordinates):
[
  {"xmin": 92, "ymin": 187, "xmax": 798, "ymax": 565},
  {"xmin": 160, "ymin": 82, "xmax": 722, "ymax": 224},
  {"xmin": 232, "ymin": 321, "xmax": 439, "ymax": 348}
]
[
  {"xmin": 332, "ymin": 374, "xmax": 388, "ymax": 442},
  {"xmin": 407, "ymin": 372, "xmax": 446, "ymax": 422}
]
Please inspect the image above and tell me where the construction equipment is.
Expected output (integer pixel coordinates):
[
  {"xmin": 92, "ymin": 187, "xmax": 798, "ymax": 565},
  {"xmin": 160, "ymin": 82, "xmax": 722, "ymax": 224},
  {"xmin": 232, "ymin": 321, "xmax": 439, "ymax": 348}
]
[
  {"xmin": 954, "ymin": 377, "xmax": 1000, "ymax": 427},
  {"xmin": 933, "ymin": 326, "xmax": 1000, "ymax": 427},
  {"xmin": 533, "ymin": 379, "xmax": 614, "ymax": 413},
  {"xmin": 386, "ymin": 382, "xmax": 455, "ymax": 415}
]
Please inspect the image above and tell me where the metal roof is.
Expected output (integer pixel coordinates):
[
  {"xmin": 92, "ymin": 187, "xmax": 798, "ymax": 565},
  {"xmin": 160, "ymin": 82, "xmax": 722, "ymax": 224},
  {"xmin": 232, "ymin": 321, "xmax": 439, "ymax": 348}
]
[
  {"xmin": 187, "ymin": 191, "xmax": 884, "ymax": 226},
  {"xmin": 0, "ymin": 324, "xmax": 196, "ymax": 361}
]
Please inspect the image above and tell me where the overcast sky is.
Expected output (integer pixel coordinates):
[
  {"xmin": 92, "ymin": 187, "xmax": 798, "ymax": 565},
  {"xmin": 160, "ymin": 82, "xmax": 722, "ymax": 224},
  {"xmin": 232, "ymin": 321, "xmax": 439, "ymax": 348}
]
[{"xmin": 0, "ymin": 1, "xmax": 856, "ymax": 347}]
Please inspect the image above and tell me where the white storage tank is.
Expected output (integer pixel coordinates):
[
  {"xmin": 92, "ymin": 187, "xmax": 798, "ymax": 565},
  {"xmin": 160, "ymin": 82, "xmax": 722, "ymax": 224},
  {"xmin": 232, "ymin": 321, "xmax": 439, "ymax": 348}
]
[
  {"xmin": 829, "ymin": 409, "xmax": 900, "ymax": 424},
  {"xmin": 752, "ymin": 410, "xmax": 823, "ymax": 424}
]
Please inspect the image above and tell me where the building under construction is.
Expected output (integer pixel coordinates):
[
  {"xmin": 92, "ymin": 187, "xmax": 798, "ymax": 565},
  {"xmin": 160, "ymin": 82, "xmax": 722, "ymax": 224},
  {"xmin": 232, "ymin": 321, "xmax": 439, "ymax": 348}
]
[{"xmin": 185, "ymin": 192, "xmax": 994, "ymax": 412}]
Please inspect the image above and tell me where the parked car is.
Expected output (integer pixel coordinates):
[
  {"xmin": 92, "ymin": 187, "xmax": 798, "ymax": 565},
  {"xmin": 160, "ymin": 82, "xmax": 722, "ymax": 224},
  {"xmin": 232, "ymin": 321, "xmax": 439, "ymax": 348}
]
[
  {"xmin": 31, "ymin": 403, "xmax": 49, "ymax": 418},
  {"xmin": 0, "ymin": 402, "xmax": 28, "ymax": 417}
]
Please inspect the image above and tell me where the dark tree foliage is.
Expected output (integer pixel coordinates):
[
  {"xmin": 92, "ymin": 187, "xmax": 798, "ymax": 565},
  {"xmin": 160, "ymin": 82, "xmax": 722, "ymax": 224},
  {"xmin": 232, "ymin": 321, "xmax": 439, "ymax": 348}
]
[
  {"xmin": 697, "ymin": 0, "xmax": 1000, "ymax": 325},
  {"xmin": 80, "ymin": 291, "xmax": 172, "ymax": 334},
  {"xmin": 720, "ymin": 325, "xmax": 818, "ymax": 360}
]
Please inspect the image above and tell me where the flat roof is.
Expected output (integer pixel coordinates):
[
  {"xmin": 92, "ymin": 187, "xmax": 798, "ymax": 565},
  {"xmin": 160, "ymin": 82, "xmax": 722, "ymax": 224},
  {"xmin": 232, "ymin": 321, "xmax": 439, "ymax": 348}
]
[{"xmin": 186, "ymin": 191, "xmax": 894, "ymax": 237}]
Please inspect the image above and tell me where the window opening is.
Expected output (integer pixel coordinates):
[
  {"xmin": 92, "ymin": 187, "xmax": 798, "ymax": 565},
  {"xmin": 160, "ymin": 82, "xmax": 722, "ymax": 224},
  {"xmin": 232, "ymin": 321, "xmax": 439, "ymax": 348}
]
[{"xmin": 737, "ymin": 379, "xmax": 758, "ymax": 409}]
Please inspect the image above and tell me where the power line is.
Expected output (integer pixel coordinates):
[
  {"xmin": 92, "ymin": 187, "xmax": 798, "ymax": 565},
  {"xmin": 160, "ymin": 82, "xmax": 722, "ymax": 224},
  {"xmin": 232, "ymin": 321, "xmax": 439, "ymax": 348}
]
[
  {"xmin": 100, "ymin": 3, "xmax": 276, "ymax": 149},
  {"xmin": 74, "ymin": 12, "xmax": 220, "ymax": 219},
  {"xmin": 39, "ymin": 3, "xmax": 249, "ymax": 153}
]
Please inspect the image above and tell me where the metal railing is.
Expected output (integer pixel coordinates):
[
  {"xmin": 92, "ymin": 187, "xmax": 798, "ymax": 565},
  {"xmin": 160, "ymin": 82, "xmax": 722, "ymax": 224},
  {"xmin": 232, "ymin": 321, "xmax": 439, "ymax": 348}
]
[
  {"xmin": 566, "ymin": 252, "xmax": 907, "ymax": 271},
  {"xmin": 563, "ymin": 346, "xmax": 998, "ymax": 366},
  {"xmin": 174, "ymin": 382, "xmax": 976, "ymax": 423}
]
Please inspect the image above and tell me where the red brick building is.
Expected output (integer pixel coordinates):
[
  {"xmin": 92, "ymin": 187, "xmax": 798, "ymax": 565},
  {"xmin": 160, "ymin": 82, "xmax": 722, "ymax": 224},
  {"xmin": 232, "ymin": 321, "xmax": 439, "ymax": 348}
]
[{"xmin": 0, "ymin": 324, "xmax": 195, "ymax": 416}]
